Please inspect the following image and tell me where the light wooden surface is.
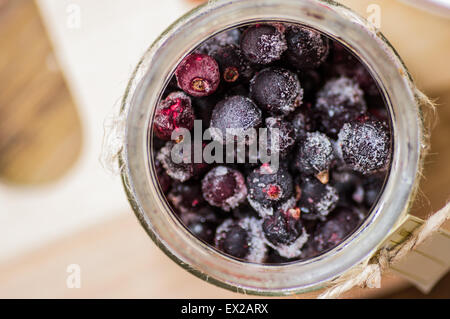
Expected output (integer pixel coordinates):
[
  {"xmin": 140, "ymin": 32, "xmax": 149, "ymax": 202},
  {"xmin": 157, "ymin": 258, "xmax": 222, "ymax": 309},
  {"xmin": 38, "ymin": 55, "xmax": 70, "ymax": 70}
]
[
  {"xmin": 0, "ymin": 0, "xmax": 82, "ymax": 185},
  {"xmin": 0, "ymin": 0, "xmax": 449, "ymax": 298}
]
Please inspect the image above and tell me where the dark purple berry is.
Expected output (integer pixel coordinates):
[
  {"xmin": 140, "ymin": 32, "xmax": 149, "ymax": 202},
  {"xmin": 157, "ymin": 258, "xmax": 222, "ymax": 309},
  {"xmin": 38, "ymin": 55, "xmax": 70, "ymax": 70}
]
[
  {"xmin": 246, "ymin": 165, "xmax": 294, "ymax": 217},
  {"xmin": 297, "ymin": 176, "xmax": 339, "ymax": 220},
  {"xmin": 264, "ymin": 117, "xmax": 296, "ymax": 158},
  {"xmin": 201, "ymin": 166, "xmax": 247, "ymax": 211},
  {"xmin": 315, "ymin": 77, "xmax": 367, "ymax": 135},
  {"xmin": 212, "ymin": 45, "xmax": 253, "ymax": 83},
  {"xmin": 155, "ymin": 158, "xmax": 172, "ymax": 194},
  {"xmin": 168, "ymin": 181, "xmax": 206, "ymax": 214},
  {"xmin": 338, "ymin": 119, "xmax": 391, "ymax": 174},
  {"xmin": 295, "ymin": 132, "xmax": 335, "ymax": 184},
  {"xmin": 215, "ymin": 217, "xmax": 267, "ymax": 262},
  {"xmin": 157, "ymin": 141, "xmax": 209, "ymax": 182},
  {"xmin": 262, "ymin": 208, "xmax": 308, "ymax": 258},
  {"xmin": 153, "ymin": 91, "xmax": 195, "ymax": 140},
  {"xmin": 190, "ymin": 223, "xmax": 215, "ymax": 243},
  {"xmin": 240, "ymin": 24, "xmax": 287, "ymax": 64},
  {"xmin": 196, "ymin": 29, "xmax": 241, "ymax": 55},
  {"xmin": 188, "ymin": 220, "xmax": 216, "ymax": 244},
  {"xmin": 285, "ymin": 26, "xmax": 330, "ymax": 70},
  {"xmin": 313, "ymin": 206, "xmax": 362, "ymax": 252},
  {"xmin": 210, "ymin": 95, "xmax": 262, "ymax": 144},
  {"xmin": 175, "ymin": 54, "xmax": 220, "ymax": 97},
  {"xmin": 290, "ymin": 104, "xmax": 315, "ymax": 142},
  {"xmin": 157, "ymin": 142, "xmax": 193, "ymax": 182},
  {"xmin": 249, "ymin": 68, "xmax": 303, "ymax": 116},
  {"xmin": 218, "ymin": 224, "xmax": 249, "ymax": 258},
  {"xmin": 263, "ymin": 209, "xmax": 303, "ymax": 245}
]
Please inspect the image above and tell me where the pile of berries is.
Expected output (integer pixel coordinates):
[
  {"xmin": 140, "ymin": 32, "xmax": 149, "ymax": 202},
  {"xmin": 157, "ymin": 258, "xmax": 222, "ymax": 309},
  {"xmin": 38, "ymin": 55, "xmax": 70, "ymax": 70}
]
[{"xmin": 153, "ymin": 23, "xmax": 391, "ymax": 263}]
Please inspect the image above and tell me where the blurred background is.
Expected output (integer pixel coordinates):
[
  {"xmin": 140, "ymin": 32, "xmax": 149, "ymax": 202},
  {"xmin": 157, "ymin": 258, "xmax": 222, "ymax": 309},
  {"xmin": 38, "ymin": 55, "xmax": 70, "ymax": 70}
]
[{"xmin": 0, "ymin": 0, "xmax": 449, "ymax": 298}]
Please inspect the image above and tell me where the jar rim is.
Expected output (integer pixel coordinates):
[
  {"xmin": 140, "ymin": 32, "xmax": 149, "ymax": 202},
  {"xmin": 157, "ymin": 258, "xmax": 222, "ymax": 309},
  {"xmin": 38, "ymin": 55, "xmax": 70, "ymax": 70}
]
[{"xmin": 121, "ymin": 0, "xmax": 422, "ymax": 295}]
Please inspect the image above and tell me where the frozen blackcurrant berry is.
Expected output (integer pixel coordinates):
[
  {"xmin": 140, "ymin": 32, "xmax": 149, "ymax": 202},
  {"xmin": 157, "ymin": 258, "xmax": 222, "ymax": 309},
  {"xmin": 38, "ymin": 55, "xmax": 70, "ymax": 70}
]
[
  {"xmin": 188, "ymin": 220, "xmax": 216, "ymax": 244},
  {"xmin": 215, "ymin": 217, "xmax": 267, "ymax": 262},
  {"xmin": 285, "ymin": 25, "xmax": 330, "ymax": 70},
  {"xmin": 240, "ymin": 24, "xmax": 287, "ymax": 64},
  {"xmin": 338, "ymin": 120, "xmax": 391, "ymax": 174},
  {"xmin": 250, "ymin": 68, "xmax": 303, "ymax": 116},
  {"xmin": 155, "ymin": 158, "xmax": 172, "ymax": 194},
  {"xmin": 196, "ymin": 29, "xmax": 241, "ymax": 55},
  {"xmin": 262, "ymin": 208, "xmax": 308, "ymax": 258},
  {"xmin": 263, "ymin": 209, "xmax": 301, "ymax": 245},
  {"xmin": 157, "ymin": 142, "xmax": 194, "ymax": 182},
  {"xmin": 218, "ymin": 224, "xmax": 249, "ymax": 258},
  {"xmin": 201, "ymin": 166, "xmax": 247, "ymax": 212},
  {"xmin": 157, "ymin": 141, "xmax": 208, "ymax": 182},
  {"xmin": 153, "ymin": 91, "xmax": 195, "ymax": 140},
  {"xmin": 313, "ymin": 206, "xmax": 362, "ymax": 252},
  {"xmin": 179, "ymin": 204, "xmax": 220, "ymax": 226},
  {"xmin": 212, "ymin": 45, "xmax": 253, "ymax": 83},
  {"xmin": 290, "ymin": 105, "xmax": 315, "ymax": 142},
  {"xmin": 168, "ymin": 181, "xmax": 206, "ymax": 215},
  {"xmin": 264, "ymin": 117, "xmax": 296, "ymax": 158},
  {"xmin": 295, "ymin": 132, "xmax": 335, "ymax": 184},
  {"xmin": 297, "ymin": 176, "xmax": 339, "ymax": 220},
  {"xmin": 315, "ymin": 77, "xmax": 367, "ymax": 135},
  {"xmin": 246, "ymin": 165, "xmax": 294, "ymax": 217},
  {"xmin": 210, "ymin": 95, "xmax": 262, "ymax": 144},
  {"xmin": 175, "ymin": 53, "xmax": 220, "ymax": 97}
]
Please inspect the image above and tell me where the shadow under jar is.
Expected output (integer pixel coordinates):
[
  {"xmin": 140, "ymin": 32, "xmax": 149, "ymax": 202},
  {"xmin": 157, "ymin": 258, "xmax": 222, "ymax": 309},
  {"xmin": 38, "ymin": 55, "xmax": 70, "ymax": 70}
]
[{"xmin": 120, "ymin": 0, "xmax": 423, "ymax": 296}]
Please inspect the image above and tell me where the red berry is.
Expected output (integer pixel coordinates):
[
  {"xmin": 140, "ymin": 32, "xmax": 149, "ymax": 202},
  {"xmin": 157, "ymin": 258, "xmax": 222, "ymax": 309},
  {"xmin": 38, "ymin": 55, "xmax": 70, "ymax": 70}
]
[
  {"xmin": 175, "ymin": 54, "xmax": 220, "ymax": 97},
  {"xmin": 153, "ymin": 91, "xmax": 194, "ymax": 140}
]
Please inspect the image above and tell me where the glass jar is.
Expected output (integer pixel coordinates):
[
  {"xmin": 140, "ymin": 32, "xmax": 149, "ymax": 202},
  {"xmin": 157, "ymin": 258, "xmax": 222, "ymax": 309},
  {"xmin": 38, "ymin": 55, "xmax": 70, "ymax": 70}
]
[{"xmin": 118, "ymin": 0, "xmax": 423, "ymax": 296}]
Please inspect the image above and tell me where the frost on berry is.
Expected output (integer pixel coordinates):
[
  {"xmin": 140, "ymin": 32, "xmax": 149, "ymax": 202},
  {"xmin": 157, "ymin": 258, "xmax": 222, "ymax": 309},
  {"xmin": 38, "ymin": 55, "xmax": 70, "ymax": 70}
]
[
  {"xmin": 315, "ymin": 77, "xmax": 367, "ymax": 135},
  {"xmin": 215, "ymin": 217, "xmax": 267, "ymax": 262},
  {"xmin": 338, "ymin": 120, "xmax": 391, "ymax": 174},
  {"xmin": 153, "ymin": 91, "xmax": 194, "ymax": 140}
]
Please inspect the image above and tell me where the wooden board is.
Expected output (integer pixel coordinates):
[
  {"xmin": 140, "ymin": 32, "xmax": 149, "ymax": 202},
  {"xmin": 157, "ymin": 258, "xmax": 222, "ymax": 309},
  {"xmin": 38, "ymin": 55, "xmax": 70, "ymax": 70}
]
[{"xmin": 0, "ymin": 0, "xmax": 82, "ymax": 185}]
